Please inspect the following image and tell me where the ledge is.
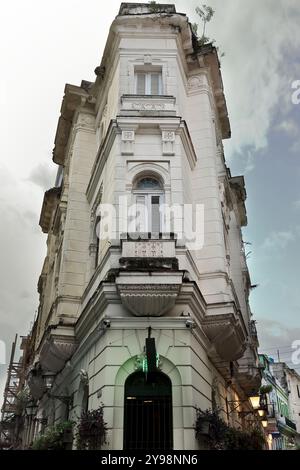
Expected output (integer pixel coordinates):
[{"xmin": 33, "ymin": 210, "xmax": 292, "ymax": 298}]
[
  {"xmin": 52, "ymin": 84, "xmax": 91, "ymax": 165},
  {"xmin": 118, "ymin": 3, "xmax": 177, "ymax": 16},
  {"xmin": 120, "ymin": 95, "xmax": 177, "ymax": 116},
  {"xmin": 230, "ymin": 175, "xmax": 247, "ymax": 227},
  {"xmin": 39, "ymin": 187, "xmax": 61, "ymax": 233}
]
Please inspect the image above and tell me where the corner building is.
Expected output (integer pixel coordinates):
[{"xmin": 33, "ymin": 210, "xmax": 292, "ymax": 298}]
[{"xmin": 29, "ymin": 3, "xmax": 261, "ymax": 450}]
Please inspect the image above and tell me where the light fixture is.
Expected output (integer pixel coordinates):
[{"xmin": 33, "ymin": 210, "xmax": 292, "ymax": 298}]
[
  {"xmin": 249, "ymin": 395, "xmax": 260, "ymax": 409},
  {"xmin": 42, "ymin": 372, "xmax": 56, "ymax": 390},
  {"xmin": 258, "ymin": 409, "xmax": 266, "ymax": 417},
  {"xmin": 262, "ymin": 420, "xmax": 268, "ymax": 428},
  {"xmin": 25, "ymin": 400, "xmax": 38, "ymax": 417}
]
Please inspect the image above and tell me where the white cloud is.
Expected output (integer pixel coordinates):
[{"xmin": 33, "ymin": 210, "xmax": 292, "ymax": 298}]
[
  {"xmin": 261, "ymin": 230, "xmax": 295, "ymax": 250},
  {"xmin": 27, "ymin": 163, "xmax": 56, "ymax": 191},
  {"xmin": 276, "ymin": 118, "xmax": 299, "ymax": 137},
  {"xmin": 257, "ymin": 318, "xmax": 300, "ymax": 367},
  {"xmin": 185, "ymin": 0, "xmax": 300, "ymax": 159}
]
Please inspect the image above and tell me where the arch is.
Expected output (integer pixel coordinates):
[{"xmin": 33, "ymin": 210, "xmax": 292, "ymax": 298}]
[
  {"xmin": 113, "ymin": 355, "xmax": 183, "ymax": 450},
  {"xmin": 124, "ymin": 370, "xmax": 173, "ymax": 450},
  {"xmin": 126, "ymin": 163, "xmax": 170, "ymax": 190},
  {"xmin": 133, "ymin": 173, "xmax": 163, "ymax": 190}
]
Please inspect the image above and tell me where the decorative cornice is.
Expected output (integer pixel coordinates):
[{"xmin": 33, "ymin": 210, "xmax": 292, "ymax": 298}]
[
  {"xmin": 39, "ymin": 187, "xmax": 61, "ymax": 233},
  {"xmin": 52, "ymin": 84, "xmax": 94, "ymax": 165}
]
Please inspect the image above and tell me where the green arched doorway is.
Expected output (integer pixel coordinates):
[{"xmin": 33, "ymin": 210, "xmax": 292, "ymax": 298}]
[{"xmin": 123, "ymin": 370, "xmax": 173, "ymax": 450}]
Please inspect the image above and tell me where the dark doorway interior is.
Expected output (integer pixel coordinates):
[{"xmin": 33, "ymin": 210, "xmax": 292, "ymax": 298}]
[{"xmin": 123, "ymin": 370, "xmax": 173, "ymax": 450}]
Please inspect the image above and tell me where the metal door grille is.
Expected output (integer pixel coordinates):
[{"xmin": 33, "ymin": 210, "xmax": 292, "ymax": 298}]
[
  {"xmin": 123, "ymin": 371, "xmax": 173, "ymax": 450},
  {"xmin": 124, "ymin": 396, "xmax": 172, "ymax": 450}
]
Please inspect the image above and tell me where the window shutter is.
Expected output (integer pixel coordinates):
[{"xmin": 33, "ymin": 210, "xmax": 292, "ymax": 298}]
[
  {"xmin": 150, "ymin": 73, "xmax": 160, "ymax": 95},
  {"xmin": 136, "ymin": 73, "xmax": 146, "ymax": 94}
]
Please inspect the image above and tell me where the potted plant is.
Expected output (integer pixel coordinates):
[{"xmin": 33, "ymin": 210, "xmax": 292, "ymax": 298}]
[
  {"xmin": 32, "ymin": 421, "xmax": 74, "ymax": 450},
  {"xmin": 259, "ymin": 385, "xmax": 273, "ymax": 394},
  {"xmin": 76, "ymin": 406, "xmax": 107, "ymax": 450},
  {"xmin": 195, "ymin": 408, "xmax": 266, "ymax": 450}
]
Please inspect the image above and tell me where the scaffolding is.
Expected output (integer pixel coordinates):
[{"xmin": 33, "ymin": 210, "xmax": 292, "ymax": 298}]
[{"xmin": 0, "ymin": 334, "xmax": 29, "ymax": 448}]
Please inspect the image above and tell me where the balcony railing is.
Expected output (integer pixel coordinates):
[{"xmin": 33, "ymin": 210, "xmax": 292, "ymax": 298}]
[
  {"xmin": 120, "ymin": 95, "xmax": 177, "ymax": 116},
  {"xmin": 285, "ymin": 416, "xmax": 297, "ymax": 431}
]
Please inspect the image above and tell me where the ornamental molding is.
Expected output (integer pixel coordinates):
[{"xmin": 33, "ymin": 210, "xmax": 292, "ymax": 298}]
[
  {"xmin": 116, "ymin": 272, "xmax": 182, "ymax": 316},
  {"xmin": 39, "ymin": 328, "xmax": 76, "ymax": 373},
  {"xmin": 202, "ymin": 310, "xmax": 247, "ymax": 361},
  {"xmin": 187, "ymin": 73, "xmax": 211, "ymax": 97}
]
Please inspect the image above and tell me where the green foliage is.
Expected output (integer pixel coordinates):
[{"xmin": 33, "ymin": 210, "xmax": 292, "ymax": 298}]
[
  {"xmin": 195, "ymin": 409, "xmax": 266, "ymax": 450},
  {"xmin": 260, "ymin": 384, "xmax": 273, "ymax": 394},
  {"xmin": 195, "ymin": 4, "xmax": 215, "ymax": 45},
  {"xmin": 196, "ymin": 5, "xmax": 215, "ymax": 24},
  {"xmin": 148, "ymin": 1, "xmax": 161, "ymax": 14},
  {"xmin": 76, "ymin": 407, "xmax": 107, "ymax": 450},
  {"xmin": 31, "ymin": 421, "xmax": 74, "ymax": 450}
]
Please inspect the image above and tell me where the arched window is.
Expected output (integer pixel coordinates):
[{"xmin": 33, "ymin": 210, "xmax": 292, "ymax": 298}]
[
  {"xmin": 132, "ymin": 174, "xmax": 164, "ymax": 233},
  {"xmin": 123, "ymin": 370, "xmax": 173, "ymax": 450},
  {"xmin": 136, "ymin": 177, "xmax": 162, "ymax": 190}
]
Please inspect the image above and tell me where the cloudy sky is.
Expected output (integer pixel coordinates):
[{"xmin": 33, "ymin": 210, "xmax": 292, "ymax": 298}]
[{"xmin": 0, "ymin": 0, "xmax": 299, "ymax": 400}]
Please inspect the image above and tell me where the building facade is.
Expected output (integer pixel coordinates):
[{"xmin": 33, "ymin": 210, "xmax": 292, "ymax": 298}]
[
  {"xmin": 2, "ymin": 3, "xmax": 262, "ymax": 450},
  {"xmin": 271, "ymin": 361, "xmax": 300, "ymax": 444},
  {"xmin": 259, "ymin": 355, "xmax": 299, "ymax": 450}
]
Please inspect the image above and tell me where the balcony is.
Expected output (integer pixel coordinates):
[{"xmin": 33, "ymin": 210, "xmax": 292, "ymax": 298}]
[
  {"xmin": 236, "ymin": 346, "xmax": 261, "ymax": 396},
  {"xmin": 203, "ymin": 302, "xmax": 247, "ymax": 361},
  {"xmin": 116, "ymin": 234, "xmax": 182, "ymax": 316},
  {"xmin": 39, "ymin": 324, "xmax": 76, "ymax": 373},
  {"xmin": 285, "ymin": 417, "xmax": 297, "ymax": 432},
  {"xmin": 120, "ymin": 95, "xmax": 177, "ymax": 117}
]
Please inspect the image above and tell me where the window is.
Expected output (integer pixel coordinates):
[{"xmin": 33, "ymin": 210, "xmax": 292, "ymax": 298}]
[
  {"xmin": 135, "ymin": 72, "xmax": 162, "ymax": 95},
  {"xmin": 133, "ymin": 176, "xmax": 164, "ymax": 233}
]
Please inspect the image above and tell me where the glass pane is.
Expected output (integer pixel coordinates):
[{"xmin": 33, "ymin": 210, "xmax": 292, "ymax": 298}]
[
  {"xmin": 151, "ymin": 196, "xmax": 160, "ymax": 232},
  {"xmin": 136, "ymin": 73, "xmax": 146, "ymax": 94},
  {"xmin": 136, "ymin": 195, "xmax": 147, "ymax": 232},
  {"xmin": 136, "ymin": 177, "xmax": 161, "ymax": 190},
  {"xmin": 151, "ymin": 73, "xmax": 160, "ymax": 95}
]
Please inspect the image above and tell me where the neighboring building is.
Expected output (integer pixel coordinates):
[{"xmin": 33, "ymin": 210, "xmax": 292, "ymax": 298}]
[
  {"xmin": 259, "ymin": 355, "xmax": 299, "ymax": 450},
  {"xmin": 272, "ymin": 362, "xmax": 300, "ymax": 443},
  {"xmin": 1, "ymin": 3, "xmax": 262, "ymax": 450}
]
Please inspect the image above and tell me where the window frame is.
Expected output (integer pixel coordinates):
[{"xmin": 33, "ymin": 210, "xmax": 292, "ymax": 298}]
[
  {"xmin": 134, "ymin": 71, "xmax": 163, "ymax": 95},
  {"xmin": 132, "ymin": 176, "xmax": 164, "ymax": 233}
]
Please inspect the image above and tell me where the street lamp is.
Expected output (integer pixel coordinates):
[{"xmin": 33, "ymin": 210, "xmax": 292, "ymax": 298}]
[
  {"xmin": 42, "ymin": 372, "xmax": 56, "ymax": 390},
  {"xmin": 25, "ymin": 401, "xmax": 38, "ymax": 417},
  {"xmin": 258, "ymin": 409, "xmax": 266, "ymax": 417},
  {"xmin": 42, "ymin": 372, "xmax": 73, "ymax": 407},
  {"xmin": 249, "ymin": 395, "xmax": 260, "ymax": 409},
  {"xmin": 262, "ymin": 420, "xmax": 268, "ymax": 428}
]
